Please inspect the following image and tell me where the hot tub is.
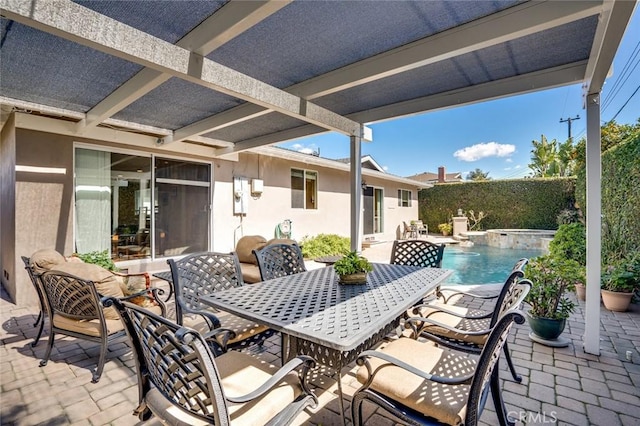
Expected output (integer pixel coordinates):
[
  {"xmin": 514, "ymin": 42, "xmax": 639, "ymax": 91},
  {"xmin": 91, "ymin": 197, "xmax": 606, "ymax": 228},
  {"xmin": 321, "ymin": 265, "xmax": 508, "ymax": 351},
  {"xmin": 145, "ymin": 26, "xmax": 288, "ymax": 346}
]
[{"xmin": 485, "ymin": 229, "xmax": 555, "ymax": 250}]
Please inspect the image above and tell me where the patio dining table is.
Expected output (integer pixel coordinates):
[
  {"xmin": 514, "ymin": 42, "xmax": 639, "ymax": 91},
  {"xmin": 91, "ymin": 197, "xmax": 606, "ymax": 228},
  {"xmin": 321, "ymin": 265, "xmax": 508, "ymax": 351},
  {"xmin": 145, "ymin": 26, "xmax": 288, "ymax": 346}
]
[{"xmin": 200, "ymin": 262, "xmax": 452, "ymax": 424}]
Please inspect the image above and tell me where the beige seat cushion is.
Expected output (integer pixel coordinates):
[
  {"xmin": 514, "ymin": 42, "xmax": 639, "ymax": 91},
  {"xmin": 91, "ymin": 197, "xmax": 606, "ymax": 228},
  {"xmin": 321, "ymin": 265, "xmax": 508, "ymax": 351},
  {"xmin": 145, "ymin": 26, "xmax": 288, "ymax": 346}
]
[
  {"xmin": 412, "ymin": 304, "xmax": 491, "ymax": 345},
  {"xmin": 145, "ymin": 351, "xmax": 302, "ymax": 426},
  {"xmin": 182, "ymin": 311, "xmax": 270, "ymax": 346},
  {"xmin": 51, "ymin": 263, "xmax": 125, "ymax": 320},
  {"xmin": 53, "ymin": 314, "xmax": 125, "ymax": 337},
  {"xmin": 30, "ymin": 249, "xmax": 66, "ymax": 274},
  {"xmin": 356, "ymin": 338, "xmax": 477, "ymax": 425},
  {"xmin": 239, "ymin": 263, "xmax": 262, "ymax": 284},
  {"xmin": 235, "ymin": 235, "xmax": 267, "ymax": 264}
]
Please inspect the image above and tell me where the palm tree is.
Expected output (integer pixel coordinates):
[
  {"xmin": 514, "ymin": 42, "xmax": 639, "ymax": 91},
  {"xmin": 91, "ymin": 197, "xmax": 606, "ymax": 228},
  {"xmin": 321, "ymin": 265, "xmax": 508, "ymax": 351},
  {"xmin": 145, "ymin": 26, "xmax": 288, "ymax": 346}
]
[
  {"xmin": 467, "ymin": 168, "xmax": 490, "ymax": 181},
  {"xmin": 528, "ymin": 135, "xmax": 560, "ymax": 177}
]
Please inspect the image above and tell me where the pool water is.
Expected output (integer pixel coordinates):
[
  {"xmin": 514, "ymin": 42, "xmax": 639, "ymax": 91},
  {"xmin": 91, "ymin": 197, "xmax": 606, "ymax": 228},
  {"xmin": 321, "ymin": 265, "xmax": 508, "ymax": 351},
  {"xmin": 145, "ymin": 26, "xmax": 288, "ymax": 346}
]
[{"xmin": 442, "ymin": 245, "xmax": 543, "ymax": 285}]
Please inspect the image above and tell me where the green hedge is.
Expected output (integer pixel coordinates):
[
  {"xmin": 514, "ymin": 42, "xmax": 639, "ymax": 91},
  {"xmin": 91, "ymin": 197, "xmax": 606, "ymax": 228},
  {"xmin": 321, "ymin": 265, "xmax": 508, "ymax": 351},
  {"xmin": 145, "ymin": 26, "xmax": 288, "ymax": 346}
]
[
  {"xmin": 576, "ymin": 135, "xmax": 640, "ymax": 263},
  {"xmin": 419, "ymin": 178, "xmax": 576, "ymax": 231}
]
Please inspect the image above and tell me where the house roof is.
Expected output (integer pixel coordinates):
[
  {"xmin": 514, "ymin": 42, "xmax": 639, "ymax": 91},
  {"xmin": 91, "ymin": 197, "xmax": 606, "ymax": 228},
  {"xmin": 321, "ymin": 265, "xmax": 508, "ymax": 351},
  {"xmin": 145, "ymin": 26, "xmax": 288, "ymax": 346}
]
[
  {"xmin": 255, "ymin": 146, "xmax": 428, "ymax": 189},
  {"xmin": 0, "ymin": 1, "xmax": 635, "ymax": 156},
  {"xmin": 406, "ymin": 171, "xmax": 463, "ymax": 183}
]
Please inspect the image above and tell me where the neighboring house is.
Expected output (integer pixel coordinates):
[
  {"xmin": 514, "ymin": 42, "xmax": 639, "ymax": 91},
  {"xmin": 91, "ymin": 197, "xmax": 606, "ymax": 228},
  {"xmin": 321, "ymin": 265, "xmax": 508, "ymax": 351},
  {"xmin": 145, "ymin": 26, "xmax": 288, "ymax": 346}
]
[
  {"xmin": 0, "ymin": 113, "xmax": 427, "ymax": 305},
  {"xmin": 406, "ymin": 166, "xmax": 463, "ymax": 184}
]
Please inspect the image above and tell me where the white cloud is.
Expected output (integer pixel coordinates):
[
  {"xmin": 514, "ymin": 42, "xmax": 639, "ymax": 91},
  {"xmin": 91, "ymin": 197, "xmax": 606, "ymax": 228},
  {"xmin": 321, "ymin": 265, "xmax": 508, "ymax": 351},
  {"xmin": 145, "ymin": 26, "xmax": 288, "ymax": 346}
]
[
  {"xmin": 453, "ymin": 142, "xmax": 516, "ymax": 162},
  {"xmin": 505, "ymin": 158, "xmax": 513, "ymax": 163},
  {"xmin": 383, "ymin": 165, "xmax": 389, "ymax": 171},
  {"xmin": 291, "ymin": 143, "xmax": 317, "ymax": 155}
]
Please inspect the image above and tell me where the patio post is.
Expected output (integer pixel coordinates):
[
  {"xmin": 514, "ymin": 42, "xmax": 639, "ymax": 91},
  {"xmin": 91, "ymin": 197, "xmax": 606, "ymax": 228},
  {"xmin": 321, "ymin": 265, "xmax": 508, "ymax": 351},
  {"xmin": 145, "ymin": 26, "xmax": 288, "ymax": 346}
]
[
  {"xmin": 583, "ymin": 92, "xmax": 602, "ymax": 355},
  {"xmin": 350, "ymin": 135, "xmax": 363, "ymax": 252}
]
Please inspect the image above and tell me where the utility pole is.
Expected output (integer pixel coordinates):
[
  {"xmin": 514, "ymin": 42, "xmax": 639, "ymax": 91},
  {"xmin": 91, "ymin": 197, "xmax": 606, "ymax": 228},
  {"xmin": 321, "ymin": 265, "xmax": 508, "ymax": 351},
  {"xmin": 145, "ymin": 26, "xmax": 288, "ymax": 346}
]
[{"xmin": 559, "ymin": 115, "xmax": 580, "ymax": 141}]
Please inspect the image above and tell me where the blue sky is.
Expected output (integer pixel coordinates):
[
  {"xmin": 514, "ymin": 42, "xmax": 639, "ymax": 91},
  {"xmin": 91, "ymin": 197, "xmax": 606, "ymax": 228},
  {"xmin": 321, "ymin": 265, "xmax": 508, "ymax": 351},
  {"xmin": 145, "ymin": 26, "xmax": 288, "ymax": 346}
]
[{"xmin": 280, "ymin": 10, "xmax": 640, "ymax": 180}]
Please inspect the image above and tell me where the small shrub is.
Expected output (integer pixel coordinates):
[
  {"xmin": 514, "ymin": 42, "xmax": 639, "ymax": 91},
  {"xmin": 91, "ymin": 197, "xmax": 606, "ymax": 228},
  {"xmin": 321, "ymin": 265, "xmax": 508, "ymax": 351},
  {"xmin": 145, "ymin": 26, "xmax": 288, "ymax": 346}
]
[
  {"xmin": 74, "ymin": 250, "xmax": 118, "ymax": 271},
  {"xmin": 549, "ymin": 223, "xmax": 586, "ymax": 266},
  {"xmin": 300, "ymin": 234, "xmax": 350, "ymax": 259},
  {"xmin": 524, "ymin": 254, "xmax": 583, "ymax": 319}
]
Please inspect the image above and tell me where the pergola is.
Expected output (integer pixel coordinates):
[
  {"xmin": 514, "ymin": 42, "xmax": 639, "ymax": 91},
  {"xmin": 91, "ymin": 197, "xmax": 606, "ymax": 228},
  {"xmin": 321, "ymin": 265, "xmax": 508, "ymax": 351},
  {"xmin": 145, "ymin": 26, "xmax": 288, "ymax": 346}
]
[{"xmin": 1, "ymin": 0, "xmax": 636, "ymax": 355}]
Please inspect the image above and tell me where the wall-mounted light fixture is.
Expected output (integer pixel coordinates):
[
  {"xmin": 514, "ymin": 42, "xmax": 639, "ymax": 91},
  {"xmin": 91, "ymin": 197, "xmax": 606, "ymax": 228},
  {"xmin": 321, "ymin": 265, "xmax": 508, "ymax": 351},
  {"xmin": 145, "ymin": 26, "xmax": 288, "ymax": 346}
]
[{"xmin": 361, "ymin": 179, "xmax": 367, "ymax": 191}]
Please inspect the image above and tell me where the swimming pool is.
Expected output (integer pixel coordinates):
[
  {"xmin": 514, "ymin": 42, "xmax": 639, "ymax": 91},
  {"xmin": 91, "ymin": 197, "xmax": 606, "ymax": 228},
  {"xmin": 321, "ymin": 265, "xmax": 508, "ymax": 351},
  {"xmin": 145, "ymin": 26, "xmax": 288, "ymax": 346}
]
[{"xmin": 442, "ymin": 245, "xmax": 543, "ymax": 285}]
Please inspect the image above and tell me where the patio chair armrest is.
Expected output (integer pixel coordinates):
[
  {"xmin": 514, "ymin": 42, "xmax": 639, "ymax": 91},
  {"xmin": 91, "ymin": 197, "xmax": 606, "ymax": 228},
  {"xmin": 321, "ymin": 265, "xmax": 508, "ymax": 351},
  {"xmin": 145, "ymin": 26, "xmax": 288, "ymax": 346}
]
[
  {"xmin": 405, "ymin": 316, "xmax": 491, "ymax": 339},
  {"xmin": 180, "ymin": 307, "xmax": 222, "ymax": 329},
  {"xmin": 202, "ymin": 327, "xmax": 237, "ymax": 353},
  {"xmin": 436, "ymin": 287, "xmax": 499, "ymax": 303},
  {"xmin": 118, "ymin": 287, "xmax": 167, "ymax": 316},
  {"xmin": 225, "ymin": 355, "xmax": 317, "ymax": 404},
  {"xmin": 356, "ymin": 350, "xmax": 474, "ymax": 386},
  {"xmin": 410, "ymin": 303, "xmax": 491, "ymax": 320}
]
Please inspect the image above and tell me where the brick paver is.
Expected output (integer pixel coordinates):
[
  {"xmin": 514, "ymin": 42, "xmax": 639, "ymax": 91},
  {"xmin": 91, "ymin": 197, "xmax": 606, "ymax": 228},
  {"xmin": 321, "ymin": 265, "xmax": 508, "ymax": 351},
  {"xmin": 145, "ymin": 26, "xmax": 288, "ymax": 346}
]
[{"xmin": 2, "ymin": 241, "xmax": 639, "ymax": 425}]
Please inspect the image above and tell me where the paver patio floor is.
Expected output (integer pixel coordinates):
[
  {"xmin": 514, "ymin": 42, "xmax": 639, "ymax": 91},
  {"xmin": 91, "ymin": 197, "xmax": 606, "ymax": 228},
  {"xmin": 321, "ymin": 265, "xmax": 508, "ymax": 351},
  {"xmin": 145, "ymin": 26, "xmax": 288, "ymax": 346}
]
[{"xmin": 2, "ymin": 241, "xmax": 639, "ymax": 425}]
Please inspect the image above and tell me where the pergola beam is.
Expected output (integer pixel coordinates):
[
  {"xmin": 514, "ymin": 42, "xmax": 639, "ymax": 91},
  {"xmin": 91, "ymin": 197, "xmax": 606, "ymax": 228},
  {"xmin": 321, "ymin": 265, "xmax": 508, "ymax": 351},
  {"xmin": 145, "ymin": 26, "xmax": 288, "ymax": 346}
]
[
  {"xmin": 170, "ymin": 0, "xmax": 601, "ymax": 143},
  {"xmin": 78, "ymin": 0, "xmax": 291, "ymax": 131},
  {"xmin": 2, "ymin": 0, "xmax": 363, "ymax": 139},
  {"xmin": 583, "ymin": 0, "xmax": 636, "ymax": 96},
  {"xmin": 220, "ymin": 61, "xmax": 588, "ymax": 153}
]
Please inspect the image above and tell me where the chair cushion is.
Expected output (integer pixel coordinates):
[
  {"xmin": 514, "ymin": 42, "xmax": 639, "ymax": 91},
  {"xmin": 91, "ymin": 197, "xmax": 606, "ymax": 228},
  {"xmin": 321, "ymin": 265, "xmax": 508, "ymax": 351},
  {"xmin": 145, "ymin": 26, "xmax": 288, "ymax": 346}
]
[
  {"xmin": 356, "ymin": 338, "xmax": 476, "ymax": 425},
  {"xmin": 181, "ymin": 311, "xmax": 270, "ymax": 345},
  {"xmin": 30, "ymin": 249, "xmax": 66, "ymax": 274},
  {"xmin": 51, "ymin": 263, "xmax": 125, "ymax": 320},
  {"xmin": 235, "ymin": 236, "xmax": 267, "ymax": 264},
  {"xmin": 239, "ymin": 263, "xmax": 262, "ymax": 284},
  {"xmin": 144, "ymin": 351, "xmax": 302, "ymax": 426},
  {"xmin": 53, "ymin": 313, "xmax": 125, "ymax": 337},
  {"xmin": 414, "ymin": 304, "xmax": 491, "ymax": 345}
]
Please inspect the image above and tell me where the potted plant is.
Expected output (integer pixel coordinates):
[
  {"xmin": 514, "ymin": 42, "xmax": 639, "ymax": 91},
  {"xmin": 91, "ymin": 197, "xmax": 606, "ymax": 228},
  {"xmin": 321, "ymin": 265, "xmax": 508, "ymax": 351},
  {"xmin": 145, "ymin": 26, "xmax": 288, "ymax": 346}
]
[
  {"xmin": 333, "ymin": 251, "xmax": 373, "ymax": 285},
  {"xmin": 600, "ymin": 254, "xmax": 640, "ymax": 312},
  {"xmin": 524, "ymin": 254, "xmax": 584, "ymax": 342},
  {"xmin": 437, "ymin": 223, "xmax": 452, "ymax": 236}
]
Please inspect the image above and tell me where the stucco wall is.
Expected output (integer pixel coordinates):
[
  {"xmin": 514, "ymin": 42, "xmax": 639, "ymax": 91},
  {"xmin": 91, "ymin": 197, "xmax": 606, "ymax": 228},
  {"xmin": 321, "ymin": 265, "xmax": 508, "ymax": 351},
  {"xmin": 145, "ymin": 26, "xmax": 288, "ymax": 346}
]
[{"xmin": 6, "ymin": 123, "xmax": 419, "ymax": 303}]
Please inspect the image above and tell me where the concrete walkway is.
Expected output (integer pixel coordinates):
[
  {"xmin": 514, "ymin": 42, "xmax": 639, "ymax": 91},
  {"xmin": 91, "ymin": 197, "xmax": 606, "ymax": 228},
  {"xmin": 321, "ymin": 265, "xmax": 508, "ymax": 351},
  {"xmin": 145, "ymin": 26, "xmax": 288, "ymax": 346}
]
[{"xmin": 2, "ymin": 242, "xmax": 639, "ymax": 425}]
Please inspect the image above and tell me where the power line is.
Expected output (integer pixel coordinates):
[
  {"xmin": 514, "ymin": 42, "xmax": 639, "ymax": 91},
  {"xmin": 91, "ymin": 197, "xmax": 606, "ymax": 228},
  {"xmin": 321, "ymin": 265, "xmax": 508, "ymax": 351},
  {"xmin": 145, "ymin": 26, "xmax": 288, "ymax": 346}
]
[
  {"xmin": 602, "ymin": 40, "xmax": 640, "ymax": 112},
  {"xmin": 607, "ymin": 84, "xmax": 640, "ymax": 124}
]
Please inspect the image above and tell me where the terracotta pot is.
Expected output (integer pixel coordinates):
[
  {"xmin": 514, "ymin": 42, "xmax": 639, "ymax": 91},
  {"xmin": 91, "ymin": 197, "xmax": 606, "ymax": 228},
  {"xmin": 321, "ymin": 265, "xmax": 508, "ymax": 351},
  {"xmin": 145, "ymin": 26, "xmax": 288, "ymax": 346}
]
[
  {"xmin": 601, "ymin": 289, "xmax": 633, "ymax": 312},
  {"xmin": 575, "ymin": 283, "xmax": 586, "ymax": 301}
]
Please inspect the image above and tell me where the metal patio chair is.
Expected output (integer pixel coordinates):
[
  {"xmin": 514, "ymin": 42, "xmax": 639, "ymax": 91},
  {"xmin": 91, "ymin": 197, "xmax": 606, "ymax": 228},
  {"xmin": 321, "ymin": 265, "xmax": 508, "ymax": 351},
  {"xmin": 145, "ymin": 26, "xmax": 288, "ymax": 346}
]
[
  {"xmin": 108, "ymin": 297, "xmax": 318, "ymax": 425},
  {"xmin": 21, "ymin": 256, "xmax": 48, "ymax": 347},
  {"xmin": 390, "ymin": 239, "xmax": 445, "ymax": 268},
  {"xmin": 407, "ymin": 262, "xmax": 530, "ymax": 383},
  {"xmin": 253, "ymin": 243, "xmax": 307, "ymax": 281},
  {"xmin": 352, "ymin": 310, "xmax": 525, "ymax": 426},
  {"xmin": 38, "ymin": 271, "xmax": 126, "ymax": 382},
  {"xmin": 168, "ymin": 251, "xmax": 275, "ymax": 355}
]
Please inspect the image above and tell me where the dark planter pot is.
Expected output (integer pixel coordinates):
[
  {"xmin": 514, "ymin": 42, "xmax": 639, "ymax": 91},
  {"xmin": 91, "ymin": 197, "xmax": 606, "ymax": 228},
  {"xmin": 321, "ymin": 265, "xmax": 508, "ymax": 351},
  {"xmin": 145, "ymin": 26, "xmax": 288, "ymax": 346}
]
[{"xmin": 526, "ymin": 312, "xmax": 566, "ymax": 340}]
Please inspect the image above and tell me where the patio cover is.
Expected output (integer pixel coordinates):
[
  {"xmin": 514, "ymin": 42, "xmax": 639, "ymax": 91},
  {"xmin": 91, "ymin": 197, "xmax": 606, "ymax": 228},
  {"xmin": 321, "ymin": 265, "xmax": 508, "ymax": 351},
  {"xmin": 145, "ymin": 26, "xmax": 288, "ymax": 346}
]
[{"xmin": 0, "ymin": 0, "xmax": 636, "ymax": 355}]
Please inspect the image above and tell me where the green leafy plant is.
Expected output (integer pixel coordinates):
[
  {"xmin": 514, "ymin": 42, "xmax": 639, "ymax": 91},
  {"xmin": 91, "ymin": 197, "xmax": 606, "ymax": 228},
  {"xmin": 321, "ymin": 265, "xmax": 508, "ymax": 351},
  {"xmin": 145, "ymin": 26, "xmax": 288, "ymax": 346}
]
[
  {"xmin": 300, "ymin": 234, "xmax": 351, "ymax": 259},
  {"xmin": 524, "ymin": 254, "xmax": 583, "ymax": 320},
  {"xmin": 549, "ymin": 223, "xmax": 586, "ymax": 266},
  {"xmin": 74, "ymin": 250, "xmax": 118, "ymax": 271},
  {"xmin": 601, "ymin": 253, "xmax": 640, "ymax": 293},
  {"xmin": 333, "ymin": 251, "xmax": 372, "ymax": 276}
]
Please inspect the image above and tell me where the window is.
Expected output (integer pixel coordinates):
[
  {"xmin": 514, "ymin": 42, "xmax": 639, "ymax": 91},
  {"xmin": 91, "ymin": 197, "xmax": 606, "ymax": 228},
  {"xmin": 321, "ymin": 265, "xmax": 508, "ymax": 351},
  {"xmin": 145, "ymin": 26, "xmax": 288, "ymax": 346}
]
[
  {"xmin": 398, "ymin": 189, "xmax": 412, "ymax": 207},
  {"xmin": 74, "ymin": 147, "xmax": 211, "ymax": 261},
  {"xmin": 291, "ymin": 168, "xmax": 317, "ymax": 209}
]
